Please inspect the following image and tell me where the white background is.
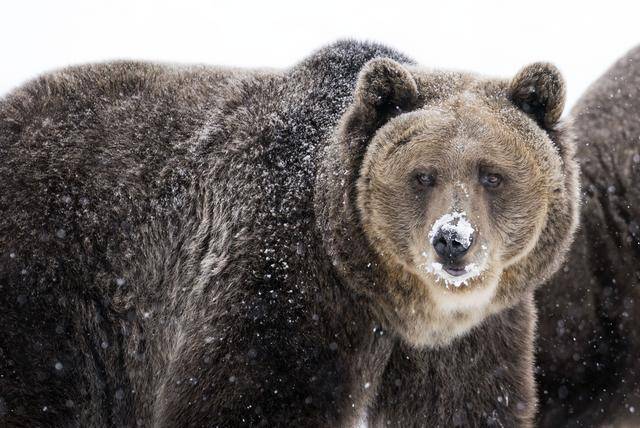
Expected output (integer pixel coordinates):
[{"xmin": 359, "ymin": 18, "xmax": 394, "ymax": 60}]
[{"xmin": 1, "ymin": 0, "xmax": 638, "ymax": 112}]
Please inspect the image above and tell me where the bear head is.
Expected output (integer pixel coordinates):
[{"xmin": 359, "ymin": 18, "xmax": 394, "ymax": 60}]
[{"xmin": 319, "ymin": 57, "xmax": 580, "ymax": 347}]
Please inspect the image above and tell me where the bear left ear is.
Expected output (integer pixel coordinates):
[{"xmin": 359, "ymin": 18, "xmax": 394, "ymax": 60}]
[
  {"xmin": 509, "ymin": 62, "xmax": 566, "ymax": 130},
  {"xmin": 341, "ymin": 58, "xmax": 419, "ymax": 144}
]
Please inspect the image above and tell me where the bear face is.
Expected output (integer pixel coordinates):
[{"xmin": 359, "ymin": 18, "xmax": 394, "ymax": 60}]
[{"xmin": 330, "ymin": 58, "xmax": 579, "ymax": 347}]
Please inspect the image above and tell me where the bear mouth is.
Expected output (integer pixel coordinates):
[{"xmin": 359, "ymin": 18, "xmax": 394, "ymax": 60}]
[
  {"xmin": 443, "ymin": 265, "xmax": 467, "ymax": 277},
  {"xmin": 422, "ymin": 259, "xmax": 485, "ymax": 288}
]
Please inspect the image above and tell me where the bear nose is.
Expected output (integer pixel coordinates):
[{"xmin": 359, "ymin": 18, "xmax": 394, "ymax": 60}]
[{"xmin": 432, "ymin": 229, "xmax": 472, "ymax": 262}]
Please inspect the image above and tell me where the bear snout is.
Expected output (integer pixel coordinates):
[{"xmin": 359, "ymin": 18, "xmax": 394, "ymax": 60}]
[{"xmin": 432, "ymin": 228, "xmax": 473, "ymax": 263}]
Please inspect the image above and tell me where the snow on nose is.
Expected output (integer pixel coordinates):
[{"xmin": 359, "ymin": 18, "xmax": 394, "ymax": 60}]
[{"xmin": 428, "ymin": 211, "xmax": 475, "ymax": 248}]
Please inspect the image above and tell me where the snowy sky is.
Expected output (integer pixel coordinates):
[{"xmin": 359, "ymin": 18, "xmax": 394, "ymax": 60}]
[{"xmin": 1, "ymin": 0, "xmax": 638, "ymax": 113}]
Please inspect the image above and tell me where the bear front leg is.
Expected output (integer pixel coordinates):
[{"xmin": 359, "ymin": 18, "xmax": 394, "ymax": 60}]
[{"xmin": 370, "ymin": 296, "xmax": 537, "ymax": 427}]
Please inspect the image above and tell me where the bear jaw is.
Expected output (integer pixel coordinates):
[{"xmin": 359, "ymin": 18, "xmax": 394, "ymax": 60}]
[
  {"xmin": 426, "ymin": 272, "xmax": 500, "ymax": 313},
  {"xmin": 403, "ymin": 304, "xmax": 502, "ymax": 348},
  {"xmin": 388, "ymin": 262, "xmax": 504, "ymax": 348}
]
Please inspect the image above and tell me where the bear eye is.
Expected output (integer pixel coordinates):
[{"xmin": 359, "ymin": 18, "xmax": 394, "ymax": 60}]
[
  {"xmin": 480, "ymin": 173, "xmax": 502, "ymax": 188},
  {"xmin": 416, "ymin": 172, "xmax": 436, "ymax": 187}
]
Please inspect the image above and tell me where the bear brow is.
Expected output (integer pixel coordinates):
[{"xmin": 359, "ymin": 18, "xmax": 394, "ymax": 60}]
[{"xmin": 385, "ymin": 135, "xmax": 420, "ymax": 160}]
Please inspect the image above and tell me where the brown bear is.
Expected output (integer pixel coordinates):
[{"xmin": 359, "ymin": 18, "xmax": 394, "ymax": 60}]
[
  {"xmin": 0, "ymin": 40, "xmax": 578, "ymax": 427},
  {"xmin": 536, "ymin": 45, "xmax": 640, "ymax": 427}
]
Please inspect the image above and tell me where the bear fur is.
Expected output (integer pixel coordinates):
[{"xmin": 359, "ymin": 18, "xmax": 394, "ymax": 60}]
[
  {"xmin": 536, "ymin": 45, "xmax": 640, "ymax": 427},
  {"xmin": 0, "ymin": 40, "xmax": 578, "ymax": 427}
]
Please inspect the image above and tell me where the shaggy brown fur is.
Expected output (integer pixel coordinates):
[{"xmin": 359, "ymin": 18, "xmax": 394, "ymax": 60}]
[
  {"xmin": 537, "ymin": 45, "xmax": 640, "ymax": 427},
  {"xmin": 0, "ymin": 41, "xmax": 578, "ymax": 427}
]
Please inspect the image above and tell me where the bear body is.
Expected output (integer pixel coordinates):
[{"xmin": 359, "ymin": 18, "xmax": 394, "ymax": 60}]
[
  {"xmin": 0, "ymin": 41, "xmax": 578, "ymax": 427},
  {"xmin": 536, "ymin": 45, "xmax": 640, "ymax": 427},
  {"xmin": 0, "ymin": 41, "xmax": 399, "ymax": 427}
]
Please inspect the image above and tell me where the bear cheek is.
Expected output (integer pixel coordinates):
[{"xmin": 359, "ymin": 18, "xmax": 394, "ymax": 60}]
[
  {"xmin": 390, "ymin": 203, "xmax": 425, "ymax": 261},
  {"xmin": 483, "ymin": 193, "xmax": 534, "ymax": 261},
  {"xmin": 385, "ymin": 191, "xmax": 432, "ymax": 264},
  {"xmin": 366, "ymin": 185, "xmax": 415, "ymax": 260},
  {"xmin": 503, "ymin": 202, "xmax": 546, "ymax": 262}
]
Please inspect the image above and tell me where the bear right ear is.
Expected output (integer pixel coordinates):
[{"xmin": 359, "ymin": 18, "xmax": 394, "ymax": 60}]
[
  {"xmin": 509, "ymin": 62, "xmax": 566, "ymax": 130},
  {"xmin": 340, "ymin": 58, "xmax": 419, "ymax": 145}
]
